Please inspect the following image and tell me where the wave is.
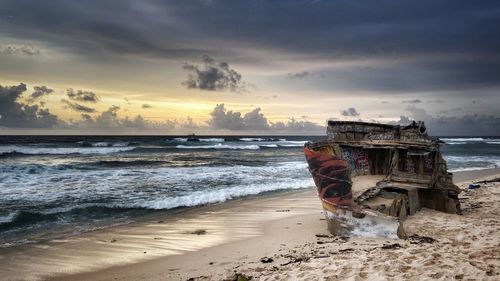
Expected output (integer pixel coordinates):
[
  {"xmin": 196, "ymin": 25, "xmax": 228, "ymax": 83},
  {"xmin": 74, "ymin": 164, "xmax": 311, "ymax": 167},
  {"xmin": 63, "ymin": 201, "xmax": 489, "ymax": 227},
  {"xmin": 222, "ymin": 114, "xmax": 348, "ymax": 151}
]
[
  {"xmin": 0, "ymin": 161, "xmax": 313, "ymax": 231},
  {"xmin": 131, "ymin": 178, "xmax": 312, "ymax": 210},
  {"xmin": 0, "ymin": 145, "xmax": 136, "ymax": 156},
  {"xmin": 77, "ymin": 141, "xmax": 129, "ymax": 147},
  {"xmin": 171, "ymin": 138, "xmax": 188, "ymax": 142},
  {"xmin": 0, "ymin": 210, "xmax": 54, "ymax": 229},
  {"xmin": 93, "ymin": 159, "xmax": 169, "ymax": 167},
  {"xmin": 259, "ymin": 144, "xmax": 278, "ymax": 148},
  {"xmin": 0, "ymin": 206, "xmax": 141, "ymax": 231},
  {"xmin": 199, "ymin": 138, "xmax": 225, "ymax": 142},
  {"xmin": 176, "ymin": 144, "xmax": 260, "ymax": 150},
  {"xmin": 441, "ymin": 137, "xmax": 486, "ymax": 142},
  {"xmin": 448, "ymin": 166, "xmax": 499, "ymax": 172},
  {"xmin": 0, "ymin": 177, "xmax": 313, "ymax": 229},
  {"xmin": 239, "ymin": 137, "xmax": 288, "ymax": 142},
  {"xmin": 444, "ymin": 155, "xmax": 500, "ymax": 172},
  {"xmin": 276, "ymin": 140, "xmax": 306, "ymax": 147},
  {"xmin": 93, "ymin": 142, "xmax": 129, "ymax": 147},
  {"xmin": 0, "ymin": 212, "xmax": 17, "ymax": 224},
  {"xmin": 167, "ymin": 137, "xmax": 225, "ymax": 143},
  {"xmin": 240, "ymin": 137, "xmax": 265, "ymax": 142},
  {"xmin": 486, "ymin": 141, "xmax": 500, "ymax": 145},
  {"xmin": 441, "ymin": 138, "xmax": 500, "ymax": 144}
]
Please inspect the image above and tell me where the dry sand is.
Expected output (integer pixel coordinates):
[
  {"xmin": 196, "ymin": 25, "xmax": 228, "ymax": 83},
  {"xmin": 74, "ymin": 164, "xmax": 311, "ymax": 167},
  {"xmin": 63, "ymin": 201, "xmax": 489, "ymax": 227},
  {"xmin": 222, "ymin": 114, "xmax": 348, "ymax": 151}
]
[{"xmin": 1, "ymin": 168, "xmax": 499, "ymax": 281}]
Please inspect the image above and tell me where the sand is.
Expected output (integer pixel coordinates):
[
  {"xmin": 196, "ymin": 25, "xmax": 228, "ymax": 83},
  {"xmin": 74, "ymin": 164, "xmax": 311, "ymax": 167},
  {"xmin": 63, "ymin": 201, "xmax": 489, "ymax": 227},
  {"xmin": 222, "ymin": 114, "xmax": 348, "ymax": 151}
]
[{"xmin": 1, "ymin": 168, "xmax": 499, "ymax": 281}]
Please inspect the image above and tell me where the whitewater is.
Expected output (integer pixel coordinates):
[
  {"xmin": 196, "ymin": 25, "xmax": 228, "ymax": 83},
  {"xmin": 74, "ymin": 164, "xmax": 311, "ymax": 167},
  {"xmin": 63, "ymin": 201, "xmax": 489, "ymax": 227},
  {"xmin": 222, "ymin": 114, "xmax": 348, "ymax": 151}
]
[{"xmin": 0, "ymin": 135, "xmax": 498, "ymax": 247}]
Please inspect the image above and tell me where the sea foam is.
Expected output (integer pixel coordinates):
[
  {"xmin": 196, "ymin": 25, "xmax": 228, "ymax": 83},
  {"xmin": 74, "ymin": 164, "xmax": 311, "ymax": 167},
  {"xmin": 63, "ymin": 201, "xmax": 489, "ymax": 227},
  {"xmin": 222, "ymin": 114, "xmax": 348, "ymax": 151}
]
[
  {"xmin": 0, "ymin": 145, "xmax": 135, "ymax": 156},
  {"xmin": 176, "ymin": 144, "xmax": 260, "ymax": 150}
]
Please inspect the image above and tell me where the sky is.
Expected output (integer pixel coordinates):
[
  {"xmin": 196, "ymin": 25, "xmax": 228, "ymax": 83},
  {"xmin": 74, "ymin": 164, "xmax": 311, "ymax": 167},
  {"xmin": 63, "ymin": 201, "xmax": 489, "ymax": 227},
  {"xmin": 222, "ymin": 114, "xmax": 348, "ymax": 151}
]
[{"xmin": 0, "ymin": 0, "xmax": 499, "ymax": 135}]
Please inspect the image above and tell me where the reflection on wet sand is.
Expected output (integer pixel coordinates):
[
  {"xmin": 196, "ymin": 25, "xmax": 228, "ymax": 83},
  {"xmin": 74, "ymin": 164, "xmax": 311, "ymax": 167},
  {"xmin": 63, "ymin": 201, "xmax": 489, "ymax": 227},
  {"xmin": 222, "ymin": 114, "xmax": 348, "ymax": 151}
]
[{"xmin": 0, "ymin": 189, "xmax": 318, "ymax": 281}]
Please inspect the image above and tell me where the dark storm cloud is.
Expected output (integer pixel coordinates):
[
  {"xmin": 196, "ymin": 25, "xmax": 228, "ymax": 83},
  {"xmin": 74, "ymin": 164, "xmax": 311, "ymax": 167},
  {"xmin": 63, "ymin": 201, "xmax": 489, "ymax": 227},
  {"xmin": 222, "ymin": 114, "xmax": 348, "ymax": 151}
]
[
  {"xmin": 341, "ymin": 107, "xmax": 360, "ymax": 117},
  {"xmin": 1, "ymin": 1, "xmax": 499, "ymax": 93},
  {"xmin": 2, "ymin": 0, "xmax": 498, "ymax": 58},
  {"xmin": 66, "ymin": 88, "xmax": 100, "ymax": 103},
  {"xmin": 0, "ymin": 83, "xmax": 59, "ymax": 128},
  {"xmin": 402, "ymin": 99, "xmax": 421, "ymax": 104},
  {"xmin": 1, "ymin": 45, "xmax": 40, "ymax": 56},
  {"xmin": 318, "ymin": 60, "xmax": 500, "ymax": 92},
  {"xmin": 286, "ymin": 71, "xmax": 311, "ymax": 79},
  {"xmin": 0, "ymin": 1, "xmax": 202, "ymax": 59},
  {"xmin": 428, "ymin": 99, "xmax": 444, "ymax": 104},
  {"xmin": 397, "ymin": 105, "xmax": 500, "ymax": 136},
  {"xmin": 61, "ymin": 99, "xmax": 97, "ymax": 113},
  {"xmin": 182, "ymin": 55, "xmax": 246, "ymax": 92},
  {"xmin": 26, "ymin": 85, "xmax": 53, "ymax": 103}
]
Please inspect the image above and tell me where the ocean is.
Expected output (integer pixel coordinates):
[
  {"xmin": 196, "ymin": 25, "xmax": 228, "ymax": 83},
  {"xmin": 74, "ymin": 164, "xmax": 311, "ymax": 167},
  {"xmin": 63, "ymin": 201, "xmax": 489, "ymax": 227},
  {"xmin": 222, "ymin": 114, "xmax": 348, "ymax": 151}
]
[{"xmin": 0, "ymin": 135, "xmax": 499, "ymax": 247}]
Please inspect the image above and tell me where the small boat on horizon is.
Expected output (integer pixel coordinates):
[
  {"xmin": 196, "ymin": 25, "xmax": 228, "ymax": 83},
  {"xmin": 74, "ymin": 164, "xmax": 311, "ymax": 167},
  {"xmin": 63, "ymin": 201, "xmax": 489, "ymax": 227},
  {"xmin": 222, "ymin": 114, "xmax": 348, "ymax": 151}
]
[{"xmin": 186, "ymin": 133, "xmax": 199, "ymax": 142}]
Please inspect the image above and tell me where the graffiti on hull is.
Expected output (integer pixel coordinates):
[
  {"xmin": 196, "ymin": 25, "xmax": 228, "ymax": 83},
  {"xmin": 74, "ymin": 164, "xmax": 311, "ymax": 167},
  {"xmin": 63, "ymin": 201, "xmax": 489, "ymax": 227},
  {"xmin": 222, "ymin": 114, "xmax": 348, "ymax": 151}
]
[{"xmin": 342, "ymin": 147, "xmax": 369, "ymax": 174}]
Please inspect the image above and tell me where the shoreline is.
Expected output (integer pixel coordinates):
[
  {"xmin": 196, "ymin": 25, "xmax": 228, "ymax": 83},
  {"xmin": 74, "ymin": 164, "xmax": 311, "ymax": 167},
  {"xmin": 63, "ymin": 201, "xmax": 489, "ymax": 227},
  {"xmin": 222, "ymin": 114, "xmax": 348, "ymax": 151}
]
[{"xmin": 1, "ymin": 167, "xmax": 499, "ymax": 280}]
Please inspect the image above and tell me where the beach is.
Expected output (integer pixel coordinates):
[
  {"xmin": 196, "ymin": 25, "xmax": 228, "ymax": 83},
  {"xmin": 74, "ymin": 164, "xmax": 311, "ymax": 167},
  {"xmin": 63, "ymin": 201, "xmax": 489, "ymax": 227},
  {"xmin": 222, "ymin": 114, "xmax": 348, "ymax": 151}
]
[
  {"xmin": 1, "ymin": 2, "xmax": 499, "ymax": 280},
  {"xmin": 0, "ymin": 167, "xmax": 498, "ymax": 281}
]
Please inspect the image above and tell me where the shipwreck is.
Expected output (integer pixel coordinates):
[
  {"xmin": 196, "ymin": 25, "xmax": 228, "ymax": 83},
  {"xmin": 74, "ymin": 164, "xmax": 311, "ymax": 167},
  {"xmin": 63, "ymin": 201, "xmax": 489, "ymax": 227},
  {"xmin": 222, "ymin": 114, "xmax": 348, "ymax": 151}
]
[{"xmin": 304, "ymin": 120, "xmax": 461, "ymax": 239}]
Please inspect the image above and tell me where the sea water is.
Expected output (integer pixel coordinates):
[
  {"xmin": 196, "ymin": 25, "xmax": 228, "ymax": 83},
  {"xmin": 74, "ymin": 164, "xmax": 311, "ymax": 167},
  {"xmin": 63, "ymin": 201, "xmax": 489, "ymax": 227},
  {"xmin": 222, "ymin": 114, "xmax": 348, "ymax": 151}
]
[{"xmin": 0, "ymin": 135, "xmax": 498, "ymax": 246}]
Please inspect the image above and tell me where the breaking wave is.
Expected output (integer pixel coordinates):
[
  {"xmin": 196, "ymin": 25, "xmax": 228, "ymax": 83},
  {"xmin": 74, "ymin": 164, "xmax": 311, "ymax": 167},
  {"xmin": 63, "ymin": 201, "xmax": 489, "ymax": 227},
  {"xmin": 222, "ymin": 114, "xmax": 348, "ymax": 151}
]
[
  {"xmin": 276, "ymin": 140, "xmax": 306, "ymax": 147},
  {"xmin": 0, "ymin": 146, "xmax": 136, "ymax": 156},
  {"xmin": 0, "ymin": 176, "xmax": 313, "ymax": 232},
  {"xmin": 442, "ymin": 137, "xmax": 500, "ymax": 145},
  {"xmin": 176, "ymin": 144, "xmax": 260, "ymax": 150},
  {"xmin": 132, "ymin": 178, "xmax": 312, "ymax": 210},
  {"xmin": 444, "ymin": 155, "xmax": 500, "ymax": 172},
  {"xmin": 199, "ymin": 138, "xmax": 225, "ymax": 142},
  {"xmin": 77, "ymin": 141, "xmax": 129, "ymax": 147}
]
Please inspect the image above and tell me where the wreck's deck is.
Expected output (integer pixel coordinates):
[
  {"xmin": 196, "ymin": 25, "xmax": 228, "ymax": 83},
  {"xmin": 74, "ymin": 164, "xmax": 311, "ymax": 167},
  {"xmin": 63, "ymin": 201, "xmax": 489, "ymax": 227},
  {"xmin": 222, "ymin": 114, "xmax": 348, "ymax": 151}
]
[{"xmin": 351, "ymin": 175, "xmax": 385, "ymax": 200}]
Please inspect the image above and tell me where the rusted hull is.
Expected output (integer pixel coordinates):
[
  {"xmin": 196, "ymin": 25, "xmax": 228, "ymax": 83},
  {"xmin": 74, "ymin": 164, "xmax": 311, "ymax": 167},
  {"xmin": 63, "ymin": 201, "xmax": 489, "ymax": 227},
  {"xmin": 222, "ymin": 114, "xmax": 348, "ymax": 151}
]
[
  {"xmin": 304, "ymin": 146, "xmax": 404, "ymax": 238},
  {"xmin": 304, "ymin": 146, "xmax": 354, "ymax": 209}
]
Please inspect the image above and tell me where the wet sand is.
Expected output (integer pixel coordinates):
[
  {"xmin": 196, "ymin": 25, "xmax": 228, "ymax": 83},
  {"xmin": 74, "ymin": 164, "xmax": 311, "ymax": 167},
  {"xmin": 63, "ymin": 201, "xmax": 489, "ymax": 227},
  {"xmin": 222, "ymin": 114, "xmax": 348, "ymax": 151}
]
[{"xmin": 1, "ymin": 168, "xmax": 499, "ymax": 281}]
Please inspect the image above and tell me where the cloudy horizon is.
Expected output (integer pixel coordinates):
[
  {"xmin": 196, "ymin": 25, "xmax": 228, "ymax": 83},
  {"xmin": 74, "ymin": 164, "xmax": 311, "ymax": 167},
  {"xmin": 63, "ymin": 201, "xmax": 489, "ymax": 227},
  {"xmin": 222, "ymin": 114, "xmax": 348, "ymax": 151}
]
[{"xmin": 1, "ymin": 0, "xmax": 499, "ymax": 135}]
